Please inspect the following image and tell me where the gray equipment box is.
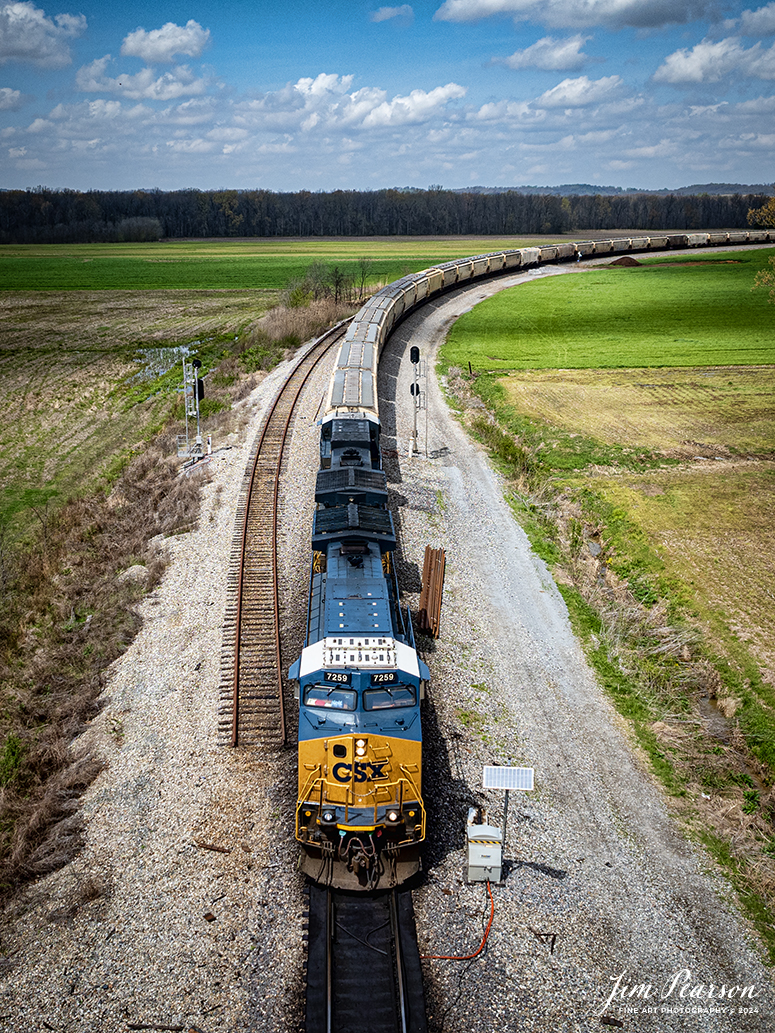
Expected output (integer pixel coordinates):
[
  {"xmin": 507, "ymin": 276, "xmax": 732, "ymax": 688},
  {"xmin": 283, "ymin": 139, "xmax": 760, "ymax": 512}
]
[{"xmin": 466, "ymin": 822, "xmax": 502, "ymax": 883}]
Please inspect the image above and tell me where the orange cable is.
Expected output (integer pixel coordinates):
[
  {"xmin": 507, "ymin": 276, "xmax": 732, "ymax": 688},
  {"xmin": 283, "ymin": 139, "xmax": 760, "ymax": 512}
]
[{"xmin": 420, "ymin": 879, "xmax": 494, "ymax": 961}]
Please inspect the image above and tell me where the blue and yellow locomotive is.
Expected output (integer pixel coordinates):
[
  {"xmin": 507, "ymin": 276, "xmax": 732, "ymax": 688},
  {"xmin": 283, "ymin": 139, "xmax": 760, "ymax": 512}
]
[{"xmin": 290, "ymin": 407, "xmax": 429, "ymax": 891}]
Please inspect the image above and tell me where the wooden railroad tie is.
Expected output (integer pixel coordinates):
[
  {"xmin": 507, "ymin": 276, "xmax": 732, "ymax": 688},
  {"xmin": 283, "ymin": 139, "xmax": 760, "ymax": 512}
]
[{"xmin": 418, "ymin": 546, "xmax": 446, "ymax": 638}]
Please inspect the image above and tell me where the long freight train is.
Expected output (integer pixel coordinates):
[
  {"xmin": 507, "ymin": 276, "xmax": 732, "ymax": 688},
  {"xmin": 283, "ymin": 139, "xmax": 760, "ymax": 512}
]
[{"xmin": 288, "ymin": 228, "xmax": 774, "ymax": 891}]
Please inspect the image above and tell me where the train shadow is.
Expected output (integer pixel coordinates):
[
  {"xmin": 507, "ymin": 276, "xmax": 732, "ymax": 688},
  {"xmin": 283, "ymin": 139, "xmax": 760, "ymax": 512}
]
[
  {"xmin": 420, "ymin": 693, "xmax": 480, "ymax": 875},
  {"xmin": 387, "ymin": 486, "xmax": 424, "ymax": 596}
]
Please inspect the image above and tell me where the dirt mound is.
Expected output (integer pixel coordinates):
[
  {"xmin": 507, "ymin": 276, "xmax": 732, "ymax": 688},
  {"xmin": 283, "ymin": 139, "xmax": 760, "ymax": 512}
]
[{"xmin": 608, "ymin": 255, "xmax": 641, "ymax": 266}]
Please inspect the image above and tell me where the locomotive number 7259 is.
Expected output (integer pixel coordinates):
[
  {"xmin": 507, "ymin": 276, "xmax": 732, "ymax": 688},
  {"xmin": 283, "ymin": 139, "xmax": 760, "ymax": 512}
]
[{"xmin": 324, "ymin": 671, "xmax": 351, "ymax": 684}]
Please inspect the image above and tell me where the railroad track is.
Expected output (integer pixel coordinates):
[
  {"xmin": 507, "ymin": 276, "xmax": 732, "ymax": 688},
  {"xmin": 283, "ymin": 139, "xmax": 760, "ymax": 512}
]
[
  {"xmin": 219, "ymin": 322, "xmax": 349, "ymax": 748},
  {"xmin": 305, "ymin": 885, "xmax": 427, "ymax": 1033}
]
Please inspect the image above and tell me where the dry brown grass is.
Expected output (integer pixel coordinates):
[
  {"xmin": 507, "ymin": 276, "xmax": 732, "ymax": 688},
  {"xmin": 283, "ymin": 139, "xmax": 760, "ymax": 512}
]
[
  {"xmin": 498, "ymin": 366, "xmax": 775, "ymax": 457},
  {"xmin": 0, "ymin": 432, "xmax": 204, "ymax": 891},
  {"xmin": 260, "ymin": 296, "xmax": 356, "ymax": 343},
  {"xmin": 596, "ymin": 466, "xmax": 775, "ymax": 689},
  {"xmin": 0, "ymin": 288, "xmax": 274, "ymax": 538},
  {"xmin": 0, "ymin": 288, "xmax": 274, "ymax": 352}
]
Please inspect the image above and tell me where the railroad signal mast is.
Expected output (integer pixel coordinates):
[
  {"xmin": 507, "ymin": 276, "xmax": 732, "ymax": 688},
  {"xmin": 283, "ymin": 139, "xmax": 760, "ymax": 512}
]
[{"xmin": 409, "ymin": 345, "xmax": 426, "ymax": 455}]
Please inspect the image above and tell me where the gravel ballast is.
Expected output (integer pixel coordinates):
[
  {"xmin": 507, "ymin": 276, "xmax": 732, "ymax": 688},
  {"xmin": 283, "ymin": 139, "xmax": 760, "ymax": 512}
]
[{"xmin": 1, "ymin": 263, "xmax": 772, "ymax": 1032}]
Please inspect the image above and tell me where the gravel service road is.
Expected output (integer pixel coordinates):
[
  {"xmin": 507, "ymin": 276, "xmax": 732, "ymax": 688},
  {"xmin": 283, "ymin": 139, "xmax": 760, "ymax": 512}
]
[{"xmin": 1, "ymin": 259, "xmax": 772, "ymax": 1033}]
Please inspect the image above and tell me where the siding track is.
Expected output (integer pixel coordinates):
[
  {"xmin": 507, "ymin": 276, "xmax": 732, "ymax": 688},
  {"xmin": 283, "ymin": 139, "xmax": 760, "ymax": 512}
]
[{"xmin": 219, "ymin": 323, "xmax": 349, "ymax": 747}]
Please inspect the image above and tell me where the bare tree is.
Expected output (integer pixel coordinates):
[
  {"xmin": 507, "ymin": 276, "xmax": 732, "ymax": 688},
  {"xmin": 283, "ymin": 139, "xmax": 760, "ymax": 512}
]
[
  {"xmin": 327, "ymin": 265, "xmax": 352, "ymax": 304},
  {"xmin": 356, "ymin": 256, "xmax": 374, "ymax": 299},
  {"xmin": 304, "ymin": 261, "xmax": 331, "ymax": 300}
]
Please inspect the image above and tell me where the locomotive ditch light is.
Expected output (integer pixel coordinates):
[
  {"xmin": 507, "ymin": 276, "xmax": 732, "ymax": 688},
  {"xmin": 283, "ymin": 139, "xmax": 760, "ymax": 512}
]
[
  {"xmin": 321, "ymin": 810, "xmax": 337, "ymax": 825},
  {"xmin": 386, "ymin": 810, "xmax": 401, "ymax": 823}
]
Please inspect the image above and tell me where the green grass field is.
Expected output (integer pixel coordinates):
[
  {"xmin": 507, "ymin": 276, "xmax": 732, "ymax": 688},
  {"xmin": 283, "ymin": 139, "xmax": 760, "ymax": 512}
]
[
  {"xmin": 0, "ymin": 237, "xmax": 535, "ymax": 291},
  {"xmin": 443, "ymin": 249, "xmax": 775, "ymax": 369}
]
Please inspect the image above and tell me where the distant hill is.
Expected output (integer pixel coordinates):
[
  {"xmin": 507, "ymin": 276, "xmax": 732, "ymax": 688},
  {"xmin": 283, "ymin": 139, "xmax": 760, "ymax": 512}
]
[{"xmin": 456, "ymin": 183, "xmax": 774, "ymax": 197}]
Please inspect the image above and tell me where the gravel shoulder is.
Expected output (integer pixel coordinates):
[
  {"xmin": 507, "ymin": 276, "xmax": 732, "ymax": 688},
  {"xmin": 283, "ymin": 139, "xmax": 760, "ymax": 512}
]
[{"xmin": 1, "ymin": 264, "xmax": 772, "ymax": 1033}]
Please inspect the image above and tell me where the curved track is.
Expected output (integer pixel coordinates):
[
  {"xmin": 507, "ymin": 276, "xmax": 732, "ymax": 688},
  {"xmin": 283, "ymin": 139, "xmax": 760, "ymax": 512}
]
[
  {"xmin": 219, "ymin": 322, "xmax": 349, "ymax": 748},
  {"xmin": 305, "ymin": 885, "xmax": 427, "ymax": 1033}
]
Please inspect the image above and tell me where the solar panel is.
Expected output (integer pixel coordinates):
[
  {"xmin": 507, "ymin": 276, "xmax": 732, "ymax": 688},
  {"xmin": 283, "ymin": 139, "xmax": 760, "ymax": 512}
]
[{"xmin": 482, "ymin": 766, "xmax": 534, "ymax": 791}]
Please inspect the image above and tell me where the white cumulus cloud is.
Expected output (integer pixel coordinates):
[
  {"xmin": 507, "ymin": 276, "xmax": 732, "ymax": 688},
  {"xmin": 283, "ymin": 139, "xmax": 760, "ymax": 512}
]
[
  {"xmin": 536, "ymin": 74, "xmax": 622, "ymax": 107},
  {"xmin": 496, "ymin": 35, "xmax": 591, "ymax": 71},
  {"xmin": 0, "ymin": 85, "xmax": 30, "ymax": 109},
  {"xmin": 0, "ymin": 1, "xmax": 86, "ymax": 68},
  {"xmin": 654, "ymin": 37, "xmax": 775, "ymax": 83},
  {"xmin": 295, "ymin": 72, "xmax": 354, "ymax": 99},
  {"xmin": 76, "ymin": 56, "xmax": 210, "ymax": 100},
  {"xmin": 433, "ymin": 0, "xmax": 715, "ymax": 30},
  {"xmin": 232, "ymin": 74, "xmax": 465, "ymax": 135},
  {"xmin": 371, "ymin": 5, "xmax": 414, "ymax": 23},
  {"xmin": 166, "ymin": 137, "xmax": 216, "ymax": 154},
  {"xmin": 359, "ymin": 82, "xmax": 466, "ymax": 126},
  {"xmin": 739, "ymin": 3, "xmax": 775, "ymax": 36},
  {"xmin": 470, "ymin": 98, "xmax": 545, "ymax": 122},
  {"xmin": 121, "ymin": 20, "xmax": 210, "ymax": 64}
]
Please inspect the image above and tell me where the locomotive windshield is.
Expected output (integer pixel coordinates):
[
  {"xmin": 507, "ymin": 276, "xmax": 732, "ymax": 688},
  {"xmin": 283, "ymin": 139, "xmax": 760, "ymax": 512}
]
[
  {"xmin": 304, "ymin": 685, "xmax": 357, "ymax": 711},
  {"xmin": 363, "ymin": 685, "xmax": 417, "ymax": 710}
]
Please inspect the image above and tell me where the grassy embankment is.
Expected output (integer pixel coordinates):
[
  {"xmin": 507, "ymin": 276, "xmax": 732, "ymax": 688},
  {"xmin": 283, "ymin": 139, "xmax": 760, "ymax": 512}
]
[{"xmin": 441, "ymin": 246, "xmax": 775, "ymax": 959}]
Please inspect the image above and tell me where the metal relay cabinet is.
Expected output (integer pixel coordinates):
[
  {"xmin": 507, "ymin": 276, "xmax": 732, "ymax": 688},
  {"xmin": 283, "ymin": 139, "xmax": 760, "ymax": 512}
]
[{"xmin": 466, "ymin": 821, "xmax": 502, "ymax": 883}]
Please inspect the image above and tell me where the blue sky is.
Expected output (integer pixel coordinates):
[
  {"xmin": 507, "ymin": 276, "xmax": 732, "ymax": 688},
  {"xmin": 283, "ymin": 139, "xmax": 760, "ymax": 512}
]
[{"xmin": 1, "ymin": 1, "xmax": 775, "ymax": 192}]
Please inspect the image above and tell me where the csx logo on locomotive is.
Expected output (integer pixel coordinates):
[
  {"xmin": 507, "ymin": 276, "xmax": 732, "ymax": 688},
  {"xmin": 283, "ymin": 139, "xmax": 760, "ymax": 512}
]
[{"xmin": 332, "ymin": 760, "xmax": 387, "ymax": 783}]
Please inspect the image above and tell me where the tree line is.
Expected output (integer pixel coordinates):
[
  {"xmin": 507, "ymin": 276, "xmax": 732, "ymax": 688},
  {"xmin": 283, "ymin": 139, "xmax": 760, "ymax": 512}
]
[{"xmin": 0, "ymin": 186, "xmax": 770, "ymax": 244}]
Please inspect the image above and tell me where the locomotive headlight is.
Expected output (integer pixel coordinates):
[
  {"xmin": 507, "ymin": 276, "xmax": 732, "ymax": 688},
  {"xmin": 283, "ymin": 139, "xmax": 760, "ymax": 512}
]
[{"xmin": 355, "ymin": 738, "xmax": 367, "ymax": 757}]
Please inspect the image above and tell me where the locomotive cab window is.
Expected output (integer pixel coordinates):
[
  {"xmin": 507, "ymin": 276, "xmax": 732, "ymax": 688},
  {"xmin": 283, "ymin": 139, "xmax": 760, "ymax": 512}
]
[
  {"xmin": 304, "ymin": 685, "xmax": 357, "ymax": 711},
  {"xmin": 363, "ymin": 685, "xmax": 416, "ymax": 710}
]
